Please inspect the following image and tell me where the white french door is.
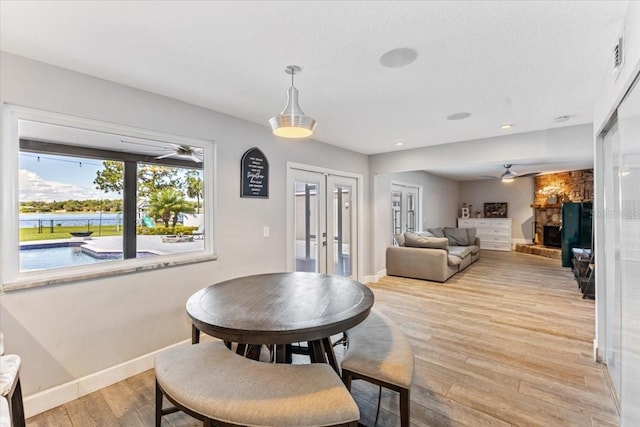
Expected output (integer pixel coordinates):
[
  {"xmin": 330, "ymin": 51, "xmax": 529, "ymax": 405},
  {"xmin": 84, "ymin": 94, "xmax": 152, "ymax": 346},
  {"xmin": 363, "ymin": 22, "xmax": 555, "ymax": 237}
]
[
  {"xmin": 391, "ymin": 183, "xmax": 420, "ymax": 244},
  {"xmin": 287, "ymin": 166, "xmax": 359, "ymax": 278}
]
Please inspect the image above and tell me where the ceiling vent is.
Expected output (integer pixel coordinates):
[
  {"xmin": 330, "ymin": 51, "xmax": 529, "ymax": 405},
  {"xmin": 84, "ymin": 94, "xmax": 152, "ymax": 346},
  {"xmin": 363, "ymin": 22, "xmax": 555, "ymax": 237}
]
[{"xmin": 612, "ymin": 35, "xmax": 624, "ymax": 80}]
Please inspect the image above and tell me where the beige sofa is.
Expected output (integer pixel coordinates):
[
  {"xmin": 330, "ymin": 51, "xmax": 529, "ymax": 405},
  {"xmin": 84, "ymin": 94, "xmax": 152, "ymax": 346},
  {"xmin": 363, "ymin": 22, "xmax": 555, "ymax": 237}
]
[{"xmin": 386, "ymin": 228, "xmax": 480, "ymax": 283}]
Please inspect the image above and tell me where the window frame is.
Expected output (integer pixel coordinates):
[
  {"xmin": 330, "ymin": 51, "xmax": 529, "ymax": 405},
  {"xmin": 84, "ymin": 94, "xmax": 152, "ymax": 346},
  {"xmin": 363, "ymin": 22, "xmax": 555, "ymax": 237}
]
[{"xmin": 1, "ymin": 105, "xmax": 217, "ymax": 291}]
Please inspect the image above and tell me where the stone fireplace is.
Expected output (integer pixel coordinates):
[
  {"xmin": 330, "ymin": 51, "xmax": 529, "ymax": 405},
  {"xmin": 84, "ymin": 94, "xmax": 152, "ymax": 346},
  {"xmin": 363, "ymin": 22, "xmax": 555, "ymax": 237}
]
[
  {"xmin": 543, "ymin": 225, "xmax": 561, "ymax": 247},
  {"xmin": 531, "ymin": 169, "xmax": 593, "ymax": 246}
]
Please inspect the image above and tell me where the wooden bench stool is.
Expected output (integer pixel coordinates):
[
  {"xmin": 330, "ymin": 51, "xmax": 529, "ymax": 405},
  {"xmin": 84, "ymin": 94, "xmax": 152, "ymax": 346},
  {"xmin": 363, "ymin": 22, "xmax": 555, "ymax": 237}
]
[
  {"xmin": 155, "ymin": 341, "xmax": 360, "ymax": 426},
  {"xmin": 340, "ymin": 310, "xmax": 414, "ymax": 427}
]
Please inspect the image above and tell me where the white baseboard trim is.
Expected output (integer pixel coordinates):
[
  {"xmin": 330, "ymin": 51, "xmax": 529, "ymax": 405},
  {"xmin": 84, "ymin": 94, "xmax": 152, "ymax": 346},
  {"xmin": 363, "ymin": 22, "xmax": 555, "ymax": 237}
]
[
  {"xmin": 363, "ymin": 269, "xmax": 387, "ymax": 284},
  {"xmin": 362, "ymin": 274, "xmax": 377, "ymax": 284},
  {"xmin": 23, "ymin": 338, "xmax": 191, "ymax": 418}
]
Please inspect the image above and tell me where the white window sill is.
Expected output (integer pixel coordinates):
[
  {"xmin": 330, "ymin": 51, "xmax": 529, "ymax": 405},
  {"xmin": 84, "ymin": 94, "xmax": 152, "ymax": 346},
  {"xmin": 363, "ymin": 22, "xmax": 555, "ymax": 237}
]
[{"xmin": 2, "ymin": 253, "xmax": 217, "ymax": 292}]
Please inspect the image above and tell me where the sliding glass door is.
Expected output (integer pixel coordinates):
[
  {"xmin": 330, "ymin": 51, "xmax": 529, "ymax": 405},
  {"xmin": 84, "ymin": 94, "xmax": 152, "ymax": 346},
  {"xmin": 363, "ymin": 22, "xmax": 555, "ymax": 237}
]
[
  {"xmin": 602, "ymin": 122, "xmax": 622, "ymax": 401},
  {"xmin": 616, "ymin": 75, "xmax": 640, "ymax": 425},
  {"xmin": 599, "ymin": 72, "xmax": 640, "ymax": 424}
]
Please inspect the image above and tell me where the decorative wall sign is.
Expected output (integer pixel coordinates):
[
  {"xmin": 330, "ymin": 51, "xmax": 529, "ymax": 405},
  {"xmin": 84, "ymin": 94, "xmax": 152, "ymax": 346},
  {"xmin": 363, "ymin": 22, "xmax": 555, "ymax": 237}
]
[
  {"xmin": 484, "ymin": 202, "xmax": 508, "ymax": 218},
  {"xmin": 241, "ymin": 147, "xmax": 269, "ymax": 198}
]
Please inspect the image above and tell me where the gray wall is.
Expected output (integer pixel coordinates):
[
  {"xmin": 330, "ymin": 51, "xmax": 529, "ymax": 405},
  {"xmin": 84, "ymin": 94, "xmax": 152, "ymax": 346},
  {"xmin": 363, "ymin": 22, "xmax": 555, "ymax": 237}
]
[
  {"xmin": 0, "ymin": 52, "xmax": 370, "ymax": 395},
  {"xmin": 460, "ymin": 178, "xmax": 535, "ymax": 243},
  {"xmin": 372, "ymin": 171, "xmax": 460, "ymax": 275}
]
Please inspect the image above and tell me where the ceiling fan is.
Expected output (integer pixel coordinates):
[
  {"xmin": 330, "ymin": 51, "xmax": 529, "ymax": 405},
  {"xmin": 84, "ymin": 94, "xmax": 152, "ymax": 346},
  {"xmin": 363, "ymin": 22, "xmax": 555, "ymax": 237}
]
[
  {"xmin": 121, "ymin": 140, "xmax": 203, "ymax": 163},
  {"xmin": 155, "ymin": 144, "xmax": 202, "ymax": 163},
  {"xmin": 498, "ymin": 164, "xmax": 540, "ymax": 182}
]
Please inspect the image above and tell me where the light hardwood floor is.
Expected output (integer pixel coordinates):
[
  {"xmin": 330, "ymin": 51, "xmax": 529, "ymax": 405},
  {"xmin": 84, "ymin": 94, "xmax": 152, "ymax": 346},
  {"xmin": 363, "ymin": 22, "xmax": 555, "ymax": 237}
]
[{"xmin": 26, "ymin": 250, "xmax": 618, "ymax": 426}]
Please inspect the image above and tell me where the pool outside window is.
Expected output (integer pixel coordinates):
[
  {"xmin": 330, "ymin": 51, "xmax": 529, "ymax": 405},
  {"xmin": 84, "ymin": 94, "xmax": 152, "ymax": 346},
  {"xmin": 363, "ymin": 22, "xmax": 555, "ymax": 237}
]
[{"xmin": 1, "ymin": 106, "xmax": 216, "ymax": 290}]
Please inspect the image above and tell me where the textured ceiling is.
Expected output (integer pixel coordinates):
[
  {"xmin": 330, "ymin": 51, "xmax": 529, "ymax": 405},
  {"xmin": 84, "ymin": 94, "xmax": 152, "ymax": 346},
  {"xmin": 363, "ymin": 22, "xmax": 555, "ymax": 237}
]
[{"xmin": 0, "ymin": 1, "xmax": 628, "ymax": 162}]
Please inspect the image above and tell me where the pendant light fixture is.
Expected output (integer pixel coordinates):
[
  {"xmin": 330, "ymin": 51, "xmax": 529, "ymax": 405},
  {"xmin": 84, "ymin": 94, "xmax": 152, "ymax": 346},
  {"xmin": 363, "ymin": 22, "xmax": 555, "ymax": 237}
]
[{"xmin": 269, "ymin": 65, "xmax": 316, "ymax": 139}]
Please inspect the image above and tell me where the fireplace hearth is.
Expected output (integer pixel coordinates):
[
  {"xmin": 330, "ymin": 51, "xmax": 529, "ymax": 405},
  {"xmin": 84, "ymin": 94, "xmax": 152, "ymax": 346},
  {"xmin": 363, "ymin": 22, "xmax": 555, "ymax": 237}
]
[{"xmin": 543, "ymin": 225, "xmax": 561, "ymax": 248}]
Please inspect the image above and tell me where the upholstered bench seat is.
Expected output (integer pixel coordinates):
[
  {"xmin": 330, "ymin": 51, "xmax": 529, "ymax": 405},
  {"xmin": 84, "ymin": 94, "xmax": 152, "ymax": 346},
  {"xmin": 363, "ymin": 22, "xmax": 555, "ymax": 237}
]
[
  {"xmin": 0, "ymin": 397, "xmax": 9, "ymax": 427},
  {"xmin": 341, "ymin": 310, "xmax": 414, "ymax": 427},
  {"xmin": 155, "ymin": 341, "xmax": 359, "ymax": 427},
  {"xmin": 0, "ymin": 354, "xmax": 24, "ymax": 427},
  {"xmin": 0, "ymin": 355, "xmax": 20, "ymax": 397}
]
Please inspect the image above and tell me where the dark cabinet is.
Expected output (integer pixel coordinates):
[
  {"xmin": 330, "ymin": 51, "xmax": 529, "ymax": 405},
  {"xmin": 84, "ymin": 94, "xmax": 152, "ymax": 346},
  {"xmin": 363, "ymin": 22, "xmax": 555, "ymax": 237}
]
[{"xmin": 561, "ymin": 202, "xmax": 593, "ymax": 267}]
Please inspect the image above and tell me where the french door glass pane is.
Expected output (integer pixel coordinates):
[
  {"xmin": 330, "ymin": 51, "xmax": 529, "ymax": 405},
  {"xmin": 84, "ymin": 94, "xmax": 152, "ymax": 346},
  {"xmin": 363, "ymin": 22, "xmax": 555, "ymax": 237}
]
[
  {"xmin": 294, "ymin": 181, "xmax": 318, "ymax": 272},
  {"xmin": 406, "ymin": 192, "xmax": 416, "ymax": 232},
  {"xmin": 333, "ymin": 184, "xmax": 352, "ymax": 277},
  {"xmin": 391, "ymin": 191, "xmax": 402, "ymax": 243}
]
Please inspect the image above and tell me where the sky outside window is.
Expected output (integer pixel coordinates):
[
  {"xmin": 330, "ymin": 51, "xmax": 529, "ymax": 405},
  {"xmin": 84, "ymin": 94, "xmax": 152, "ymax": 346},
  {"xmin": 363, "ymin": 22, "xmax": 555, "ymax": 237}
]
[{"xmin": 20, "ymin": 152, "xmax": 121, "ymax": 202}]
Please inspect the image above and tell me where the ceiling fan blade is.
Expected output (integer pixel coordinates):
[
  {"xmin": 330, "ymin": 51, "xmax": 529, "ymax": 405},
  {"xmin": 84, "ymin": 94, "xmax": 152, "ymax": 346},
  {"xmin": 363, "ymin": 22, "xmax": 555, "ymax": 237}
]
[
  {"xmin": 189, "ymin": 153, "xmax": 203, "ymax": 163},
  {"xmin": 121, "ymin": 139, "xmax": 167, "ymax": 149},
  {"xmin": 516, "ymin": 172, "xmax": 541, "ymax": 178},
  {"xmin": 155, "ymin": 152, "xmax": 175, "ymax": 160}
]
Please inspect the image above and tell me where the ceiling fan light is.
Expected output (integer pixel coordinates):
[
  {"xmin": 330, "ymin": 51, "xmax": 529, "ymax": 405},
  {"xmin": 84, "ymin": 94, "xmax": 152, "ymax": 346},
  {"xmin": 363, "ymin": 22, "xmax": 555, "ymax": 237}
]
[
  {"xmin": 269, "ymin": 66, "xmax": 316, "ymax": 139},
  {"xmin": 500, "ymin": 165, "xmax": 517, "ymax": 182}
]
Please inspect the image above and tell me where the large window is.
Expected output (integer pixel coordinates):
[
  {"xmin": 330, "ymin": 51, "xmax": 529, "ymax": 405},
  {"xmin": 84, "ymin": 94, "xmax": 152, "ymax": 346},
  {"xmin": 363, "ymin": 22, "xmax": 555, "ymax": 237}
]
[{"xmin": 1, "ymin": 106, "xmax": 215, "ymax": 290}]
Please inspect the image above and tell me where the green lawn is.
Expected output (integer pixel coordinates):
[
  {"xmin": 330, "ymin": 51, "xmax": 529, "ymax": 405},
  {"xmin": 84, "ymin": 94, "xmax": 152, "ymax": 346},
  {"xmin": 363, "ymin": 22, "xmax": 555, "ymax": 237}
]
[{"xmin": 20, "ymin": 225, "xmax": 123, "ymax": 241}]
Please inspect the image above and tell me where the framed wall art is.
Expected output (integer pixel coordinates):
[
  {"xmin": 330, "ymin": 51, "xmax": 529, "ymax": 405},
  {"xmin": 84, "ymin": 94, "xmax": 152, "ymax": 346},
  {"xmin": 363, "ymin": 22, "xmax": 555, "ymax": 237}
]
[
  {"xmin": 484, "ymin": 202, "xmax": 508, "ymax": 218},
  {"xmin": 241, "ymin": 147, "xmax": 269, "ymax": 198}
]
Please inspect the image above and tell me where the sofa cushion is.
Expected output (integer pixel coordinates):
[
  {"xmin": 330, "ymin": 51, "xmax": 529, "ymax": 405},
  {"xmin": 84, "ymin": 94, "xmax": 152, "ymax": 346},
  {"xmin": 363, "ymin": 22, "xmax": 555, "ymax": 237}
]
[
  {"xmin": 415, "ymin": 231, "xmax": 435, "ymax": 238},
  {"xmin": 404, "ymin": 233, "xmax": 449, "ymax": 250},
  {"xmin": 427, "ymin": 227, "xmax": 445, "ymax": 238},
  {"xmin": 465, "ymin": 227, "xmax": 477, "ymax": 243},
  {"xmin": 469, "ymin": 245, "xmax": 480, "ymax": 255},
  {"xmin": 444, "ymin": 227, "xmax": 470, "ymax": 246},
  {"xmin": 449, "ymin": 246, "xmax": 473, "ymax": 259},
  {"xmin": 394, "ymin": 233, "xmax": 405, "ymax": 247},
  {"xmin": 447, "ymin": 255, "xmax": 462, "ymax": 266}
]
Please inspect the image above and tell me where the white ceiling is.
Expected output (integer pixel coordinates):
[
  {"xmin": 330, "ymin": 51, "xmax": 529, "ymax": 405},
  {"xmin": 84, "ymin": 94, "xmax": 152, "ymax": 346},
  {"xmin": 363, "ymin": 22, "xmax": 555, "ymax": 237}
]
[{"xmin": 0, "ymin": 1, "xmax": 628, "ymax": 173}]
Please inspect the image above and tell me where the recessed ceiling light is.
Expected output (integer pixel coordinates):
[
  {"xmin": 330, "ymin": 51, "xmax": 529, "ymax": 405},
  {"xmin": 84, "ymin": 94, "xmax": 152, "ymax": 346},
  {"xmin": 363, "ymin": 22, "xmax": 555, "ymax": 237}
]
[
  {"xmin": 395, "ymin": 141, "xmax": 404, "ymax": 146},
  {"xmin": 500, "ymin": 123, "xmax": 514, "ymax": 130},
  {"xmin": 380, "ymin": 48, "xmax": 418, "ymax": 68},
  {"xmin": 446, "ymin": 112, "xmax": 471, "ymax": 121},
  {"xmin": 554, "ymin": 115, "xmax": 571, "ymax": 123}
]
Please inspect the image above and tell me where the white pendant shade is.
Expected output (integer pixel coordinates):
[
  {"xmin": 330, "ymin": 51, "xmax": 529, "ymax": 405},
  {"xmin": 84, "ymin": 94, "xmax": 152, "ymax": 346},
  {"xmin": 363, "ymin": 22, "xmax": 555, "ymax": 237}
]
[{"xmin": 269, "ymin": 66, "xmax": 316, "ymax": 139}]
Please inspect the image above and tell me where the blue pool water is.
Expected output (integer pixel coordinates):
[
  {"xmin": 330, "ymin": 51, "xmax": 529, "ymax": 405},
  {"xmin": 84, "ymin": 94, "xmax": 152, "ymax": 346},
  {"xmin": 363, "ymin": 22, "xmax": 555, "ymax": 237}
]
[
  {"xmin": 20, "ymin": 244, "xmax": 157, "ymax": 271},
  {"xmin": 20, "ymin": 246, "xmax": 116, "ymax": 270}
]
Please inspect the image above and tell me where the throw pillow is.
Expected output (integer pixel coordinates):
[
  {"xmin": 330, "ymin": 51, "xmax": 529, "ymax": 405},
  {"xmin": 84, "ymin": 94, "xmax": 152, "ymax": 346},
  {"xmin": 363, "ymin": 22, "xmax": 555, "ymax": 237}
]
[
  {"xmin": 404, "ymin": 233, "xmax": 449, "ymax": 250},
  {"xmin": 465, "ymin": 227, "xmax": 477, "ymax": 244},
  {"xmin": 427, "ymin": 227, "xmax": 445, "ymax": 238},
  {"xmin": 444, "ymin": 227, "xmax": 470, "ymax": 246},
  {"xmin": 394, "ymin": 233, "xmax": 405, "ymax": 247},
  {"xmin": 415, "ymin": 230, "xmax": 435, "ymax": 237}
]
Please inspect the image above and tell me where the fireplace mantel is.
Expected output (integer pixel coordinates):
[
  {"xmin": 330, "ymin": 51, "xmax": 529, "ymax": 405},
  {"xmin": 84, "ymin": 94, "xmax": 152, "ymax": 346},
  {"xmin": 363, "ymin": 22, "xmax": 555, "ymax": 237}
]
[{"xmin": 530, "ymin": 203, "xmax": 562, "ymax": 209}]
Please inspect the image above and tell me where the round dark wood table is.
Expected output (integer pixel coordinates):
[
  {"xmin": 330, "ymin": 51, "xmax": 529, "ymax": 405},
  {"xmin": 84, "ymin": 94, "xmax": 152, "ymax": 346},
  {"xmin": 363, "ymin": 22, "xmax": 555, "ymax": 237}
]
[{"xmin": 186, "ymin": 272, "xmax": 374, "ymax": 372}]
